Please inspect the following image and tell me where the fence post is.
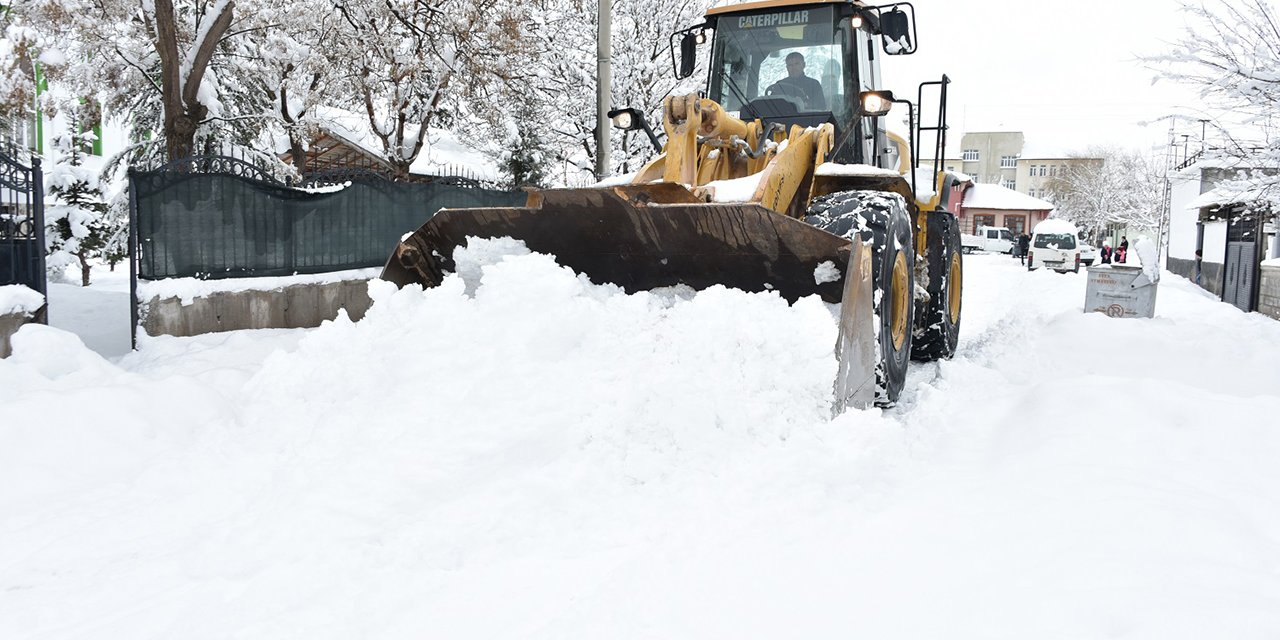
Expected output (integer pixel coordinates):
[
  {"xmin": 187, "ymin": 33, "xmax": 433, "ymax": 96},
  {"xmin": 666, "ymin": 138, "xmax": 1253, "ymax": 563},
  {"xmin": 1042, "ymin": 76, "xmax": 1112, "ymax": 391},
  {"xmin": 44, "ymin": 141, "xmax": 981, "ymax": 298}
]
[
  {"xmin": 30, "ymin": 155, "xmax": 48, "ymax": 323},
  {"xmin": 128, "ymin": 169, "xmax": 139, "ymax": 350}
]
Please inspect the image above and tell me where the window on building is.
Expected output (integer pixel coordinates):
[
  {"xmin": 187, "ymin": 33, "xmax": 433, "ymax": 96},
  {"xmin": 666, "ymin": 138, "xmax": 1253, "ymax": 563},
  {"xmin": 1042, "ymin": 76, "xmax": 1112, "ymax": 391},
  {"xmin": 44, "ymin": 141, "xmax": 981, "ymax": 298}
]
[
  {"xmin": 1000, "ymin": 155, "xmax": 1016, "ymax": 168},
  {"xmin": 1038, "ymin": 165, "xmax": 1047, "ymax": 177},
  {"xmin": 1049, "ymin": 165, "xmax": 1058, "ymax": 177},
  {"xmin": 972, "ymin": 214, "xmax": 996, "ymax": 234},
  {"xmin": 1002, "ymin": 179, "xmax": 1016, "ymax": 189},
  {"xmin": 1005, "ymin": 214, "xmax": 1027, "ymax": 236},
  {"xmin": 963, "ymin": 149, "xmax": 979, "ymax": 161}
]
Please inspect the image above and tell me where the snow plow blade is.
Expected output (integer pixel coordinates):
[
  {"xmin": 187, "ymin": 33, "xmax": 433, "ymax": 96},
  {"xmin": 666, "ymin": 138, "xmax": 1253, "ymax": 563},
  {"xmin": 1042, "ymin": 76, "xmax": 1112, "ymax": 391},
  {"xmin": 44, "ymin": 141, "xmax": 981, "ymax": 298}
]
[
  {"xmin": 383, "ymin": 184, "xmax": 853, "ymax": 303},
  {"xmin": 381, "ymin": 183, "xmax": 876, "ymax": 411}
]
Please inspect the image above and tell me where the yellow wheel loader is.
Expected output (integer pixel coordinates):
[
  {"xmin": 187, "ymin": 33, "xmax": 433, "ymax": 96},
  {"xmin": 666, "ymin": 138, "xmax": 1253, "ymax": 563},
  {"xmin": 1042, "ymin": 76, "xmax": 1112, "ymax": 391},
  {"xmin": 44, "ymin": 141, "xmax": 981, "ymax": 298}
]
[{"xmin": 382, "ymin": 0, "xmax": 970, "ymax": 410}]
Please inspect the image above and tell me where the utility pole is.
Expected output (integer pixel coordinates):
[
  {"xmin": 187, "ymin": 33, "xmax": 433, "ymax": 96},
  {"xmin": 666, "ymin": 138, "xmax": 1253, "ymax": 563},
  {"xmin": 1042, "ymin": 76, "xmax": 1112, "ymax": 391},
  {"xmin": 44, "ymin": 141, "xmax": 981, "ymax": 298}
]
[
  {"xmin": 1157, "ymin": 120, "xmax": 1175, "ymax": 265},
  {"xmin": 595, "ymin": 0, "xmax": 612, "ymax": 180}
]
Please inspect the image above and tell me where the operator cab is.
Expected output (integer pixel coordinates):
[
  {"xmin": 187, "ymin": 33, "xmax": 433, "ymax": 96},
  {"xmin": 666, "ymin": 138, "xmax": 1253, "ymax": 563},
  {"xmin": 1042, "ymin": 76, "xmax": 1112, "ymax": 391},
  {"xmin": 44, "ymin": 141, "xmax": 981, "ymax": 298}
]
[
  {"xmin": 693, "ymin": 0, "xmax": 915, "ymax": 166},
  {"xmin": 708, "ymin": 5, "xmax": 848, "ymax": 127}
]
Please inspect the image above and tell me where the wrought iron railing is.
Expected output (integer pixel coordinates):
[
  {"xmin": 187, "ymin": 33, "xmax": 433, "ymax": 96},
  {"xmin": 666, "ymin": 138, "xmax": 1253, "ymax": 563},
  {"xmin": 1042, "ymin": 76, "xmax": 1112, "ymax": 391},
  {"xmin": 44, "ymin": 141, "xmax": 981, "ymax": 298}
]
[{"xmin": 0, "ymin": 140, "xmax": 47, "ymax": 311}]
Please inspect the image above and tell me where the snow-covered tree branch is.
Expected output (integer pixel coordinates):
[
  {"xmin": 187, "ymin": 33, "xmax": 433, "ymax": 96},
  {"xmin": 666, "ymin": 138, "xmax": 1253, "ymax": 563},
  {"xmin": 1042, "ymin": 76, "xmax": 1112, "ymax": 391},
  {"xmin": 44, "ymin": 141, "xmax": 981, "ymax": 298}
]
[
  {"xmin": 1148, "ymin": 0, "xmax": 1280, "ymax": 203},
  {"xmin": 1044, "ymin": 148, "xmax": 1164, "ymax": 239}
]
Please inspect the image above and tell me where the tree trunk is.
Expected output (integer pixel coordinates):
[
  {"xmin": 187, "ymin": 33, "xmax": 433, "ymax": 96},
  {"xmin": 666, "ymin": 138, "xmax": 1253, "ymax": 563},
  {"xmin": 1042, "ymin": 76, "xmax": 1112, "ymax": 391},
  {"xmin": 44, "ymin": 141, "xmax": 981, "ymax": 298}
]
[
  {"xmin": 391, "ymin": 159, "xmax": 412, "ymax": 181},
  {"xmin": 78, "ymin": 251, "xmax": 91, "ymax": 287},
  {"xmin": 152, "ymin": 0, "xmax": 234, "ymax": 161},
  {"xmin": 289, "ymin": 133, "xmax": 308, "ymax": 176},
  {"xmin": 165, "ymin": 109, "xmax": 204, "ymax": 160}
]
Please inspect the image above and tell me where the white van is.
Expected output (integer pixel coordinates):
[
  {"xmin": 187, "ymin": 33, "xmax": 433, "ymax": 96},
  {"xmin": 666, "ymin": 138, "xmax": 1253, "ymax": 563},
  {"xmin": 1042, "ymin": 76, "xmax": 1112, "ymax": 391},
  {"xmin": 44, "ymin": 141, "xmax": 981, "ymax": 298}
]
[
  {"xmin": 1027, "ymin": 219, "xmax": 1081, "ymax": 273},
  {"xmin": 960, "ymin": 226, "xmax": 1014, "ymax": 254}
]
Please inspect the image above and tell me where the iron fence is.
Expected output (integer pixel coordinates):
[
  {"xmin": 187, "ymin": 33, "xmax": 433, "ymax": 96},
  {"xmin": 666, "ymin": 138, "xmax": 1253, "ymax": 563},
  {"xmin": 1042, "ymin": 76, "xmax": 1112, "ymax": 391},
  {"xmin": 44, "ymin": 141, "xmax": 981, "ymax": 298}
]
[
  {"xmin": 128, "ymin": 155, "xmax": 525, "ymax": 281},
  {"xmin": 0, "ymin": 140, "xmax": 47, "ymax": 319}
]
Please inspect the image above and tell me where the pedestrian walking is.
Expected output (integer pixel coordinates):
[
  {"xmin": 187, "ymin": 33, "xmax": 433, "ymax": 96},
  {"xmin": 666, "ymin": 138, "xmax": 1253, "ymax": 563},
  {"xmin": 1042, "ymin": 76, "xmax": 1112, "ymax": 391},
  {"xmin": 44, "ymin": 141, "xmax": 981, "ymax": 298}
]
[{"xmin": 1017, "ymin": 233, "xmax": 1031, "ymax": 265}]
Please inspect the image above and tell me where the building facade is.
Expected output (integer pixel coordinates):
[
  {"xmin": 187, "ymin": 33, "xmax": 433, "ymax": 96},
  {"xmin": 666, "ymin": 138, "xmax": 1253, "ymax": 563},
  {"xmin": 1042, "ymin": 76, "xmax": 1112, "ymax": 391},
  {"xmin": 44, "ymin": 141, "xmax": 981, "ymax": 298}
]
[
  {"xmin": 1168, "ymin": 161, "xmax": 1280, "ymax": 311},
  {"xmin": 957, "ymin": 183, "xmax": 1054, "ymax": 237},
  {"xmin": 959, "ymin": 132, "xmax": 1024, "ymax": 188}
]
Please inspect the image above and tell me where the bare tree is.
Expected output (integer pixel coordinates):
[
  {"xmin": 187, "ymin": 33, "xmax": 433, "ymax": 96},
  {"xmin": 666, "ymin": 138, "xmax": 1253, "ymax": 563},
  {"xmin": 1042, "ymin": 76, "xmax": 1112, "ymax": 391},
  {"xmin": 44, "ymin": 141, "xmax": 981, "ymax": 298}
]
[
  {"xmin": 323, "ymin": 0, "xmax": 523, "ymax": 179},
  {"xmin": 1044, "ymin": 148, "xmax": 1164, "ymax": 239}
]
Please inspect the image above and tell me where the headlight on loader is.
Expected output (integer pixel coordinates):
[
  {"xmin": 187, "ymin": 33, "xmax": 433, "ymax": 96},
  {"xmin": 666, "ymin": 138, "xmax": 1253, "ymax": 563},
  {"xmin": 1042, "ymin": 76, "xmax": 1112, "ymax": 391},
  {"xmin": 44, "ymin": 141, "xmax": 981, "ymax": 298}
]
[
  {"xmin": 859, "ymin": 90, "xmax": 895, "ymax": 117},
  {"xmin": 610, "ymin": 108, "xmax": 638, "ymax": 131}
]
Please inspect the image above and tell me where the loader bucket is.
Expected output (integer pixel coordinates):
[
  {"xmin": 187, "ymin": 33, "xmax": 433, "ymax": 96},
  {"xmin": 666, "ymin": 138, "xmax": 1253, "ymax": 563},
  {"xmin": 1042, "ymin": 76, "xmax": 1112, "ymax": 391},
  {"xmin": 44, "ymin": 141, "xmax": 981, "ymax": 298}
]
[{"xmin": 382, "ymin": 185, "xmax": 854, "ymax": 304}]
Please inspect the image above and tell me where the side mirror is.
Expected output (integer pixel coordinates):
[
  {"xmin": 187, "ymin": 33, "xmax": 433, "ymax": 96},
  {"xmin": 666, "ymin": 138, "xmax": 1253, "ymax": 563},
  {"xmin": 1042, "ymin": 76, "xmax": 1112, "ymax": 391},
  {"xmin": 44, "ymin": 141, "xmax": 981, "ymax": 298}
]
[
  {"xmin": 879, "ymin": 7, "xmax": 915, "ymax": 55},
  {"xmin": 678, "ymin": 32, "xmax": 698, "ymax": 79}
]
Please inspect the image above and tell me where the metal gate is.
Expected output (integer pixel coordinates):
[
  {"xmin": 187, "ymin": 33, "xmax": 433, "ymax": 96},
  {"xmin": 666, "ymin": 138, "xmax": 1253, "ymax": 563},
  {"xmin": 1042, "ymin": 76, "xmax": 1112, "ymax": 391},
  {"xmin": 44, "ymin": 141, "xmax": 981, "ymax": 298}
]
[
  {"xmin": 1222, "ymin": 203, "xmax": 1266, "ymax": 313},
  {"xmin": 0, "ymin": 141, "xmax": 47, "ymax": 314},
  {"xmin": 1223, "ymin": 241, "xmax": 1256, "ymax": 312}
]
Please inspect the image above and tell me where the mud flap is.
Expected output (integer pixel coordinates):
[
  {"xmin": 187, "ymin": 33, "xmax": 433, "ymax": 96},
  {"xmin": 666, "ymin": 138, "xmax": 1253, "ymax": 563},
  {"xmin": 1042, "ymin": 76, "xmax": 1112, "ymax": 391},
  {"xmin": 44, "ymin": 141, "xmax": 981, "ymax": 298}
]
[{"xmin": 832, "ymin": 237, "xmax": 876, "ymax": 414}]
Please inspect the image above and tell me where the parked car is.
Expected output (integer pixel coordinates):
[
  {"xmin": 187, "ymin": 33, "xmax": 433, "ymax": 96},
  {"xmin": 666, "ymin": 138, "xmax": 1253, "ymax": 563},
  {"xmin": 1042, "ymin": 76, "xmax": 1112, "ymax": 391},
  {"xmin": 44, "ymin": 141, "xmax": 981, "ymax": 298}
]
[
  {"xmin": 1078, "ymin": 242, "xmax": 1098, "ymax": 266},
  {"xmin": 1027, "ymin": 219, "xmax": 1081, "ymax": 273},
  {"xmin": 960, "ymin": 226, "xmax": 1014, "ymax": 254}
]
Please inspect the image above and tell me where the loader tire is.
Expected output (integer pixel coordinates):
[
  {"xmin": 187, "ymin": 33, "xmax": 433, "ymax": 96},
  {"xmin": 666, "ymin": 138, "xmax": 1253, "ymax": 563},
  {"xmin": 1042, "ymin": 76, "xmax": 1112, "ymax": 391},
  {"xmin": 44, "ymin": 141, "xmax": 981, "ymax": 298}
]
[
  {"xmin": 911, "ymin": 211, "xmax": 962, "ymax": 361},
  {"xmin": 807, "ymin": 191, "xmax": 915, "ymax": 405}
]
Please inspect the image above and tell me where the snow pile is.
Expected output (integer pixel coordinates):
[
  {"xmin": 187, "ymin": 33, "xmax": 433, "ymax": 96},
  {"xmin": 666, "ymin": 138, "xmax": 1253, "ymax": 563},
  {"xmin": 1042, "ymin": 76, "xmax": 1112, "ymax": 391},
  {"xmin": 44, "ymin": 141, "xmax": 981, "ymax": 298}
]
[
  {"xmin": 1134, "ymin": 237, "xmax": 1160, "ymax": 283},
  {"xmin": 4, "ymin": 250, "xmax": 1280, "ymax": 638},
  {"xmin": 0, "ymin": 284, "xmax": 45, "ymax": 316},
  {"xmin": 705, "ymin": 172, "xmax": 764, "ymax": 202}
]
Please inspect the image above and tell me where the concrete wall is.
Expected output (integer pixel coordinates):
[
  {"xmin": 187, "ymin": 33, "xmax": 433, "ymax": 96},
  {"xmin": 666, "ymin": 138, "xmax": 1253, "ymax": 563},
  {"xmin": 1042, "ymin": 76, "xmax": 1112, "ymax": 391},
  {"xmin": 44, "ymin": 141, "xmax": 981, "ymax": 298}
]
[
  {"xmin": 1168, "ymin": 256, "xmax": 1224, "ymax": 298},
  {"xmin": 1260, "ymin": 265, "xmax": 1280, "ymax": 321},
  {"xmin": 139, "ymin": 279, "xmax": 373, "ymax": 339},
  {"xmin": 1167, "ymin": 171, "xmax": 1206, "ymax": 261},
  {"xmin": 1, "ymin": 309, "xmax": 40, "ymax": 359}
]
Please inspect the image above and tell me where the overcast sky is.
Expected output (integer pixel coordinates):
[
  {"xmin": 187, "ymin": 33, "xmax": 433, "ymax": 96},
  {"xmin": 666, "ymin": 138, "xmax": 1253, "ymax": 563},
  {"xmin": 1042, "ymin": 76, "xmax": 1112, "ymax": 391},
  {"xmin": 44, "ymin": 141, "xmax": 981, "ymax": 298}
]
[{"xmin": 878, "ymin": 0, "xmax": 1215, "ymax": 159}]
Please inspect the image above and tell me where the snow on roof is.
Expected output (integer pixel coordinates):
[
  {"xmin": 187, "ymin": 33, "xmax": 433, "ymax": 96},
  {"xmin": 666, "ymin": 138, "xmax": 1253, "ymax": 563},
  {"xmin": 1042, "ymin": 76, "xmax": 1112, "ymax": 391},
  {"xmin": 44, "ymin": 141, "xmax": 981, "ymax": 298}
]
[
  {"xmin": 307, "ymin": 106, "xmax": 504, "ymax": 181},
  {"xmin": 1184, "ymin": 183, "xmax": 1277, "ymax": 209},
  {"xmin": 962, "ymin": 183, "xmax": 1054, "ymax": 211},
  {"xmin": 1031, "ymin": 218, "xmax": 1078, "ymax": 235}
]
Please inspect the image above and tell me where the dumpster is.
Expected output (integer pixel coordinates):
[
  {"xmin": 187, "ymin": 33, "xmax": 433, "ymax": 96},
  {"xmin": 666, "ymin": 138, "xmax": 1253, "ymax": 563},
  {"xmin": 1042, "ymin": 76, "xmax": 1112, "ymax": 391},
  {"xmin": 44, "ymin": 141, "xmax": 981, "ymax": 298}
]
[{"xmin": 1084, "ymin": 264, "xmax": 1158, "ymax": 318}]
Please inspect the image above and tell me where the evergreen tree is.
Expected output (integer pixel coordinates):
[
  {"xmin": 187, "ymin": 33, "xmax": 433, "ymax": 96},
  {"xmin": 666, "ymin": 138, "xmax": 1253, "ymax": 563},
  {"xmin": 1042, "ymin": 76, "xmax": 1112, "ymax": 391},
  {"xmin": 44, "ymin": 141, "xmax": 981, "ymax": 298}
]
[{"xmin": 46, "ymin": 129, "xmax": 118, "ymax": 286}]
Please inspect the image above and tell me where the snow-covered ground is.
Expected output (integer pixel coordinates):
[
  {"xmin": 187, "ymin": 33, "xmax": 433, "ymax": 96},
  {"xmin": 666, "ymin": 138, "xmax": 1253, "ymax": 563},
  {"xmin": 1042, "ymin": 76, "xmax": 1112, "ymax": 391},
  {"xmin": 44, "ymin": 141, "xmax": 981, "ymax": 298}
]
[
  {"xmin": 3, "ymin": 248, "xmax": 1280, "ymax": 638},
  {"xmin": 43, "ymin": 268, "xmax": 133, "ymax": 359}
]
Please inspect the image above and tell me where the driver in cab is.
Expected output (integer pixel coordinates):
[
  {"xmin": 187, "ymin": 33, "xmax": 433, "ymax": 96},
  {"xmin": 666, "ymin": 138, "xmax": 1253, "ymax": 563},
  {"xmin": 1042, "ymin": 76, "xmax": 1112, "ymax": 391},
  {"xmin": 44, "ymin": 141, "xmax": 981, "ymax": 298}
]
[{"xmin": 772, "ymin": 52, "xmax": 826, "ymax": 110}]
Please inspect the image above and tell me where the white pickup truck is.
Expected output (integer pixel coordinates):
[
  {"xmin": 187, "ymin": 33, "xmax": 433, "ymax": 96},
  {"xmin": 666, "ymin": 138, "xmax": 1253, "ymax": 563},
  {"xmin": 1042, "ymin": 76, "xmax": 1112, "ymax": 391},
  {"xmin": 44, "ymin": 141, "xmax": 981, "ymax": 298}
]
[{"xmin": 960, "ymin": 226, "xmax": 1014, "ymax": 254}]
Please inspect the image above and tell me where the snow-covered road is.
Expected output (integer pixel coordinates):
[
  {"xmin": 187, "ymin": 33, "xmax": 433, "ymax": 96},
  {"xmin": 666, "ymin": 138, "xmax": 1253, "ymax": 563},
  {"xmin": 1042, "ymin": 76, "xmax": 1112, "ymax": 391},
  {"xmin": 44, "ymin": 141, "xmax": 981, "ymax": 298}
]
[{"xmin": 3, "ymin": 249, "xmax": 1280, "ymax": 638}]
